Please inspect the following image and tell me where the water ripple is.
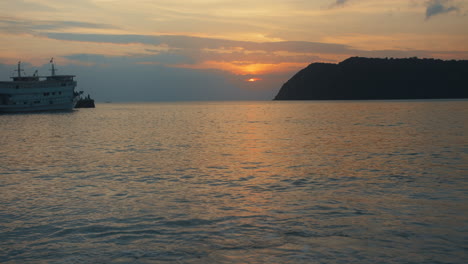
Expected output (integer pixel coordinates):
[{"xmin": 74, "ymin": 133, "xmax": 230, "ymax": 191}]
[{"xmin": 1, "ymin": 101, "xmax": 467, "ymax": 263}]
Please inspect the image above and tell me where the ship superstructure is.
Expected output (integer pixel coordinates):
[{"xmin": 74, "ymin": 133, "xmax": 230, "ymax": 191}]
[{"xmin": 0, "ymin": 59, "xmax": 79, "ymax": 112}]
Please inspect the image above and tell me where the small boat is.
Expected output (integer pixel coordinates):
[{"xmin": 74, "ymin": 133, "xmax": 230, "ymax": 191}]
[{"xmin": 75, "ymin": 94, "xmax": 95, "ymax": 108}]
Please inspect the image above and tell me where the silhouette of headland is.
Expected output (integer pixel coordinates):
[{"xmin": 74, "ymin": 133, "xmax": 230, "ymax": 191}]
[{"xmin": 274, "ymin": 57, "xmax": 468, "ymax": 100}]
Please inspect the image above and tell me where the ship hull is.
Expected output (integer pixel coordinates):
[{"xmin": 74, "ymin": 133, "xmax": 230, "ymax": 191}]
[{"xmin": 0, "ymin": 100, "xmax": 77, "ymax": 113}]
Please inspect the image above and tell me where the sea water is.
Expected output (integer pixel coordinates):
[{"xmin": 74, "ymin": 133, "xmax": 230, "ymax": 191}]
[{"xmin": 0, "ymin": 100, "xmax": 467, "ymax": 263}]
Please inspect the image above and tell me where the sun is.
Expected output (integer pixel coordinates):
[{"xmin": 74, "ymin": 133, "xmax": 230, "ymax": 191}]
[{"xmin": 247, "ymin": 78, "xmax": 261, "ymax": 82}]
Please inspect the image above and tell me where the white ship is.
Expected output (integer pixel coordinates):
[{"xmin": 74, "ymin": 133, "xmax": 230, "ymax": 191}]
[{"xmin": 0, "ymin": 59, "xmax": 80, "ymax": 113}]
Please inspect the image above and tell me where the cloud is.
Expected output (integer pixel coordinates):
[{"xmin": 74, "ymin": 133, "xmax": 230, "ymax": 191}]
[
  {"xmin": 45, "ymin": 33, "xmax": 355, "ymax": 55},
  {"xmin": 0, "ymin": 16, "xmax": 117, "ymax": 35},
  {"xmin": 426, "ymin": 0, "xmax": 459, "ymax": 19},
  {"xmin": 7, "ymin": 0, "xmax": 56, "ymax": 12},
  {"xmin": 65, "ymin": 52, "xmax": 191, "ymax": 66},
  {"xmin": 335, "ymin": 0, "xmax": 349, "ymax": 5},
  {"xmin": 42, "ymin": 32, "xmax": 456, "ymax": 74},
  {"xmin": 44, "ymin": 32, "xmax": 359, "ymax": 74},
  {"xmin": 329, "ymin": 0, "xmax": 350, "ymax": 8},
  {"xmin": 46, "ymin": 33, "xmax": 158, "ymax": 45}
]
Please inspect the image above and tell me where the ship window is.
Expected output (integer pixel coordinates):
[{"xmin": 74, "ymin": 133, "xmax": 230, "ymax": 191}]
[
  {"xmin": 59, "ymin": 92, "xmax": 62, "ymax": 95},
  {"xmin": 61, "ymin": 83, "xmax": 66, "ymax": 86},
  {"xmin": 52, "ymin": 92, "xmax": 56, "ymax": 95},
  {"xmin": 24, "ymin": 102, "xmax": 27, "ymax": 104},
  {"xmin": 50, "ymin": 101, "xmax": 54, "ymax": 104},
  {"xmin": 34, "ymin": 101, "xmax": 40, "ymax": 104},
  {"xmin": 16, "ymin": 85, "xmax": 19, "ymax": 89}
]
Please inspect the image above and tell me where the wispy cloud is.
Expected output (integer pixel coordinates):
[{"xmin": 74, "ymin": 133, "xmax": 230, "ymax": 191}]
[
  {"xmin": 41, "ymin": 32, "xmax": 356, "ymax": 74},
  {"xmin": 0, "ymin": 16, "xmax": 117, "ymax": 35},
  {"xmin": 335, "ymin": 0, "xmax": 349, "ymax": 5},
  {"xmin": 426, "ymin": 0, "xmax": 459, "ymax": 19},
  {"xmin": 45, "ymin": 33, "xmax": 357, "ymax": 56},
  {"xmin": 40, "ymin": 32, "xmax": 454, "ymax": 75},
  {"xmin": 330, "ymin": 0, "xmax": 351, "ymax": 8}
]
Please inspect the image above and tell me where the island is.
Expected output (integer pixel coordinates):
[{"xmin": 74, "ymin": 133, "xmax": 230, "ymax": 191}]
[{"xmin": 274, "ymin": 57, "xmax": 468, "ymax": 100}]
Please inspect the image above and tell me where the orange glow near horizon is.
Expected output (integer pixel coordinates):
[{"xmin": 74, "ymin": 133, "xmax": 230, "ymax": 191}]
[
  {"xmin": 247, "ymin": 78, "xmax": 261, "ymax": 82},
  {"xmin": 175, "ymin": 61, "xmax": 307, "ymax": 75}
]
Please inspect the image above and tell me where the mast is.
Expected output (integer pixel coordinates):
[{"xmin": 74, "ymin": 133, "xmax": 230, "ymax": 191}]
[
  {"xmin": 50, "ymin": 57, "xmax": 56, "ymax": 76},
  {"xmin": 15, "ymin": 61, "xmax": 24, "ymax": 77}
]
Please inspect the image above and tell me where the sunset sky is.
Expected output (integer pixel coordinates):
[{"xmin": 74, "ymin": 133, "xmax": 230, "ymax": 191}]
[{"xmin": 1, "ymin": 0, "xmax": 467, "ymax": 101}]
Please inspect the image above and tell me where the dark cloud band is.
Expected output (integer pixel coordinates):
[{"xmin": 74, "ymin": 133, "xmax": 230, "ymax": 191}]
[{"xmin": 426, "ymin": 0, "xmax": 459, "ymax": 19}]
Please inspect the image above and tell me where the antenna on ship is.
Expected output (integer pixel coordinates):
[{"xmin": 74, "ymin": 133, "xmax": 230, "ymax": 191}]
[
  {"xmin": 50, "ymin": 57, "xmax": 57, "ymax": 76},
  {"xmin": 15, "ymin": 61, "xmax": 25, "ymax": 77}
]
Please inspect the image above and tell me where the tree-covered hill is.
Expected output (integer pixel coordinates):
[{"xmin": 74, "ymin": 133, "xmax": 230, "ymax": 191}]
[{"xmin": 274, "ymin": 57, "xmax": 468, "ymax": 100}]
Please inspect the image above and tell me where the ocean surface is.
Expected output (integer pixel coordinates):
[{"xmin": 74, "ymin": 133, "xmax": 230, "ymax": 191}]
[{"xmin": 0, "ymin": 100, "xmax": 467, "ymax": 263}]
